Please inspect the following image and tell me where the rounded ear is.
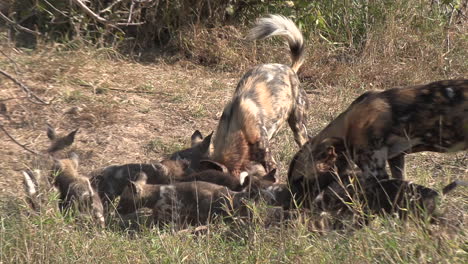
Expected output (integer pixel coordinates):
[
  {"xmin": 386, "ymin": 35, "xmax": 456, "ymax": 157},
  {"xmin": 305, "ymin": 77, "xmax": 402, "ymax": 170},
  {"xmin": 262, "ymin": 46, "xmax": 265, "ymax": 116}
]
[
  {"xmin": 191, "ymin": 130, "xmax": 203, "ymax": 146},
  {"xmin": 199, "ymin": 160, "xmax": 228, "ymax": 173},
  {"xmin": 262, "ymin": 169, "xmax": 277, "ymax": 183},
  {"xmin": 69, "ymin": 152, "xmax": 79, "ymax": 169},
  {"xmin": 46, "ymin": 123, "xmax": 57, "ymax": 140},
  {"xmin": 198, "ymin": 131, "xmax": 213, "ymax": 154}
]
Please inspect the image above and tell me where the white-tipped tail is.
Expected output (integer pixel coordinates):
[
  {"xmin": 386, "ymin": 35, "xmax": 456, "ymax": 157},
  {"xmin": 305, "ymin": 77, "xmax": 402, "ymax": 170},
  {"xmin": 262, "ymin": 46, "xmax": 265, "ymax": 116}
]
[
  {"xmin": 22, "ymin": 170, "xmax": 37, "ymax": 196},
  {"xmin": 247, "ymin": 14, "xmax": 305, "ymax": 73}
]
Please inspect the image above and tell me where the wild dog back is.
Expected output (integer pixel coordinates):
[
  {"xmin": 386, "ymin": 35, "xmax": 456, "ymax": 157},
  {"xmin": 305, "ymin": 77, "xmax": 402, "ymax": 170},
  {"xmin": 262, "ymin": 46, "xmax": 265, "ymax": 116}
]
[
  {"xmin": 288, "ymin": 79, "xmax": 468, "ymax": 187},
  {"xmin": 91, "ymin": 159, "xmax": 192, "ymax": 203},
  {"xmin": 211, "ymin": 15, "xmax": 309, "ymax": 177},
  {"xmin": 117, "ymin": 173, "xmax": 251, "ymax": 226}
]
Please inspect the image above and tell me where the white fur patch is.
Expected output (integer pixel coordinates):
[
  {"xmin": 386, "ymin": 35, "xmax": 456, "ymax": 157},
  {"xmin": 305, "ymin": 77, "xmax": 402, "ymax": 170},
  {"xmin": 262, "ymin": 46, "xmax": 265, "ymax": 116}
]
[
  {"xmin": 239, "ymin": 172, "xmax": 249, "ymax": 186},
  {"xmin": 446, "ymin": 87, "xmax": 455, "ymax": 99},
  {"xmin": 265, "ymin": 73, "xmax": 274, "ymax": 82},
  {"xmin": 22, "ymin": 171, "xmax": 37, "ymax": 195}
]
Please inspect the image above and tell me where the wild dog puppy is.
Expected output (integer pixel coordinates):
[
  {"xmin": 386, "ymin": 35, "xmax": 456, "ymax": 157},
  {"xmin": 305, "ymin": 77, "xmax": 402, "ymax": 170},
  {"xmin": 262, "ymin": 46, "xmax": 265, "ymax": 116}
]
[
  {"xmin": 210, "ymin": 14, "xmax": 309, "ymax": 178},
  {"xmin": 169, "ymin": 130, "xmax": 212, "ymax": 171},
  {"xmin": 314, "ymin": 172, "xmax": 467, "ymax": 226},
  {"xmin": 51, "ymin": 153, "xmax": 105, "ymax": 227},
  {"xmin": 91, "ymin": 159, "xmax": 192, "ymax": 205},
  {"xmin": 46, "ymin": 123, "xmax": 78, "ymax": 154},
  {"xmin": 288, "ymin": 79, "xmax": 468, "ymax": 192},
  {"xmin": 116, "ymin": 172, "xmax": 251, "ymax": 226}
]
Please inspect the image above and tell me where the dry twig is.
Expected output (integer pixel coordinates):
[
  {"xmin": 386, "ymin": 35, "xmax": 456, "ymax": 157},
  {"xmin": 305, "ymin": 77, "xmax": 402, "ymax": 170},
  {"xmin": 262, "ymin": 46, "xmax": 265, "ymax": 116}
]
[
  {"xmin": 0, "ymin": 124, "xmax": 42, "ymax": 155},
  {"xmin": 0, "ymin": 69, "xmax": 52, "ymax": 105},
  {"xmin": 0, "ymin": 11, "xmax": 42, "ymax": 36},
  {"xmin": 0, "ymin": 50, "xmax": 20, "ymax": 75},
  {"xmin": 71, "ymin": 0, "xmax": 145, "ymax": 26}
]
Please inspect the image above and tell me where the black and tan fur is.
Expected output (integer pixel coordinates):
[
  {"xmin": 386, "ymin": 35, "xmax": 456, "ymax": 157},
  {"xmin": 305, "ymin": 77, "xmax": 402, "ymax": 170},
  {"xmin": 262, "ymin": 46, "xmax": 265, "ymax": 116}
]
[
  {"xmin": 90, "ymin": 159, "xmax": 193, "ymax": 205},
  {"xmin": 289, "ymin": 79, "xmax": 468, "ymax": 194},
  {"xmin": 116, "ymin": 172, "xmax": 251, "ymax": 226},
  {"xmin": 314, "ymin": 172, "xmax": 467, "ymax": 225},
  {"xmin": 169, "ymin": 130, "xmax": 212, "ymax": 171},
  {"xmin": 52, "ymin": 153, "xmax": 105, "ymax": 227},
  {"xmin": 211, "ymin": 15, "xmax": 309, "ymax": 177}
]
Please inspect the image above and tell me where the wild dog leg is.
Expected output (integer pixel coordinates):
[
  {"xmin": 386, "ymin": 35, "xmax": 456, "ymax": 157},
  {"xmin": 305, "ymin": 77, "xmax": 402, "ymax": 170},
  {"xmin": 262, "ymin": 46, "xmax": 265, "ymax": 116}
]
[
  {"xmin": 256, "ymin": 127, "xmax": 277, "ymax": 173},
  {"xmin": 288, "ymin": 97, "xmax": 308, "ymax": 147},
  {"xmin": 388, "ymin": 154, "xmax": 405, "ymax": 179}
]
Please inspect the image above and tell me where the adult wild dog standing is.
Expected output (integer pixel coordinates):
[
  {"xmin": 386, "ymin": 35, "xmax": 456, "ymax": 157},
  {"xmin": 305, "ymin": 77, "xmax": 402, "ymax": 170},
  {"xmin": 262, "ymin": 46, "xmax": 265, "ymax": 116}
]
[
  {"xmin": 211, "ymin": 15, "xmax": 309, "ymax": 177},
  {"xmin": 288, "ymin": 79, "xmax": 468, "ymax": 199}
]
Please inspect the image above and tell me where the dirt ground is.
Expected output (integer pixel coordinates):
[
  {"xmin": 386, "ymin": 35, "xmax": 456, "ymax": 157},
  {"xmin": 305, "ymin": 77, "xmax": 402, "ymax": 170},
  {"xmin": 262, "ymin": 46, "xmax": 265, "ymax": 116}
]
[{"xmin": 0, "ymin": 44, "xmax": 466, "ymax": 204}]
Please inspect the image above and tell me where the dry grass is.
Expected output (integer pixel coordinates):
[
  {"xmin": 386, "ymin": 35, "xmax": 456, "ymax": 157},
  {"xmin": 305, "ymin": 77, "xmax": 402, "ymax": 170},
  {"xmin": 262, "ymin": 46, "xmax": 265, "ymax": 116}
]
[{"xmin": 0, "ymin": 7, "xmax": 467, "ymax": 262}]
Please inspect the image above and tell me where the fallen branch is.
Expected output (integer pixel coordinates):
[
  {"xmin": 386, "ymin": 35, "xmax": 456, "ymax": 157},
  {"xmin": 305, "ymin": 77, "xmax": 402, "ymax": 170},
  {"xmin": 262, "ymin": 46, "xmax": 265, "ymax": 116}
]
[
  {"xmin": 0, "ymin": 50, "xmax": 20, "ymax": 75},
  {"xmin": 0, "ymin": 69, "xmax": 52, "ymax": 105},
  {"xmin": 0, "ymin": 124, "xmax": 42, "ymax": 156},
  {"xmin": 0, "ymin": 11, "xmax": 42, "ymax": 36},
  {"xmin": 71, "ymin": 0, "xmax": 145, "ymax": 26}
]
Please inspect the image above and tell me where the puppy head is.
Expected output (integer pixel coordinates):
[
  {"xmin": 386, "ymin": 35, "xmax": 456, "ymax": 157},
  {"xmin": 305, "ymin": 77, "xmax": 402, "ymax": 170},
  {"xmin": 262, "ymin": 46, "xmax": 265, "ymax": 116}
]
[
  {"xmin": 169, "ymin": 130, "xmax": 213, "ymax": 171},
  {"xmin": 116, "ymin": 172, "xmax": 147, "ymax": 215}
]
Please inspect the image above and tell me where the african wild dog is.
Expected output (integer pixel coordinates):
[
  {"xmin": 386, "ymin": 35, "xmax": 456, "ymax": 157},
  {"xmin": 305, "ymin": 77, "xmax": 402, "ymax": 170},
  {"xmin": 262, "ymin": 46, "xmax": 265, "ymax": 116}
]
[
  {"xmin": 51, "ymin": 153, "xmax": 105, "ymax": 227},
  {"xmin": 90, "ymin": 159, "xmax": 193, "ymax": 206},
  {"xmin": 168, "ymin": 130, "xmax": 212, "ymax": 171},
  {"xmin": 313, "ymin": 172, "xmax": 467, "ymax": 226},
  {"xmin": 207, "ymin": 14, "xmax": 309, "ymax": 178},
  {"xmin": 46, "ymin": 123, "xmax": 78, "ymax": 154},
  {"xmin": 116, "ymin": 172, "xmax": 252, "ymax": 226},
  {"xmin": 288, "ymin": 79, "xmax": 468, "ymax": 197}
]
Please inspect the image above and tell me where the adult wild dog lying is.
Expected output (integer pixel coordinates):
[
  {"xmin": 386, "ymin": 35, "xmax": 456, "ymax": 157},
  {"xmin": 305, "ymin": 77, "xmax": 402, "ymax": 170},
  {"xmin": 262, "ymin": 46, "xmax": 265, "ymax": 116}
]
[
  {"xmin": 288, "ymin": 79, "xmax": 468, "ymax": 192},
  {"xmin": 52, "ymin": 153, "xmax": 105, "ymax": 227},
  {"xmin": 210, "ymin": 14, "xmax": 309, "ymax": 177},
  {"xmin": 116, "ymin": 172, "xmax": 252, "ymax": 226}
]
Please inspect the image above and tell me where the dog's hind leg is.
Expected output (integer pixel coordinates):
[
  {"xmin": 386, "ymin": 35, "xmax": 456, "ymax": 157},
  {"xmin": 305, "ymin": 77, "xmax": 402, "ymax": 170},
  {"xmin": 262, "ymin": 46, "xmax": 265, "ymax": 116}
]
[
  {"xmin": 288, "ymin": 103, "xmax": 308, "ymax": 147},
  {"xmin": 253, "ymin": 127, "xmax": 277, "ymax": 173}
]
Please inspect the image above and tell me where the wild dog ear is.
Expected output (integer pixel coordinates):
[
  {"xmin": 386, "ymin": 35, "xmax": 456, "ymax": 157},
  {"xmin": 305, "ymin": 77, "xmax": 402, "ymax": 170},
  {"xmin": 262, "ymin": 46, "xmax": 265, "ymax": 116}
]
[
  {"xmin": 199, "ymin": 160, "xmax": 228, "ymax": 173},
  {"xmin": 46, "ymin": 123, "xmax": 57, "ymax": 140},
  {"xmin": 69, "ymin": 152, "xmax": 79, "ymax": 169},
  {"xmin": 262, "ymin": 169, "xmax": 277, "ymax": 183},
  {"xmin": 198, "ymin": 131, "xmax": 213, "ymax": 155},
  {"xmin": 191, "ymin": 130, "xmax": 204, "ymax": 146},
  {"xmin": 64, "ymin": 129, "xmax": 79, "ymax": 146}
]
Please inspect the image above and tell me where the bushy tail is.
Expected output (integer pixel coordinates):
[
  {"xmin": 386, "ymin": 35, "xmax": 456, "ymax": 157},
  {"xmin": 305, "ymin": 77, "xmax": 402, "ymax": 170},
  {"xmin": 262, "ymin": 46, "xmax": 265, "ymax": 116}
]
[
  {"xmin": 442, "ymin": 179, "xmax": 468, "ymax": 195},
  {"xmin": 22, "ymin": 170, "xmax": 40, "ymax": 212},
  {"xmin": 247, "ymin": 14, "xmax": 305, "ymax": 73}
]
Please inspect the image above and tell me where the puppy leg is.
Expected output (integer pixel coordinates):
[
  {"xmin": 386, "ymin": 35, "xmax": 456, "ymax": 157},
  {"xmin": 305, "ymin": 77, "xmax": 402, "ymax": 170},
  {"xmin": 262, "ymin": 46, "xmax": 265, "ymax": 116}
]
[{"xmin": 388, "ymin": 154, "xmax": 405, "ymax": 179}]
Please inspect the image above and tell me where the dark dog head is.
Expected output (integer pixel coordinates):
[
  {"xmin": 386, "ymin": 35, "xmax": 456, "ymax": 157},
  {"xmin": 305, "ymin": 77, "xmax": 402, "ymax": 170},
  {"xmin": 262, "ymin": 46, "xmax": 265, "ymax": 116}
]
[{"xmin": 169, "ymin": 130, "xmax": 212, "ymax": 171}]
